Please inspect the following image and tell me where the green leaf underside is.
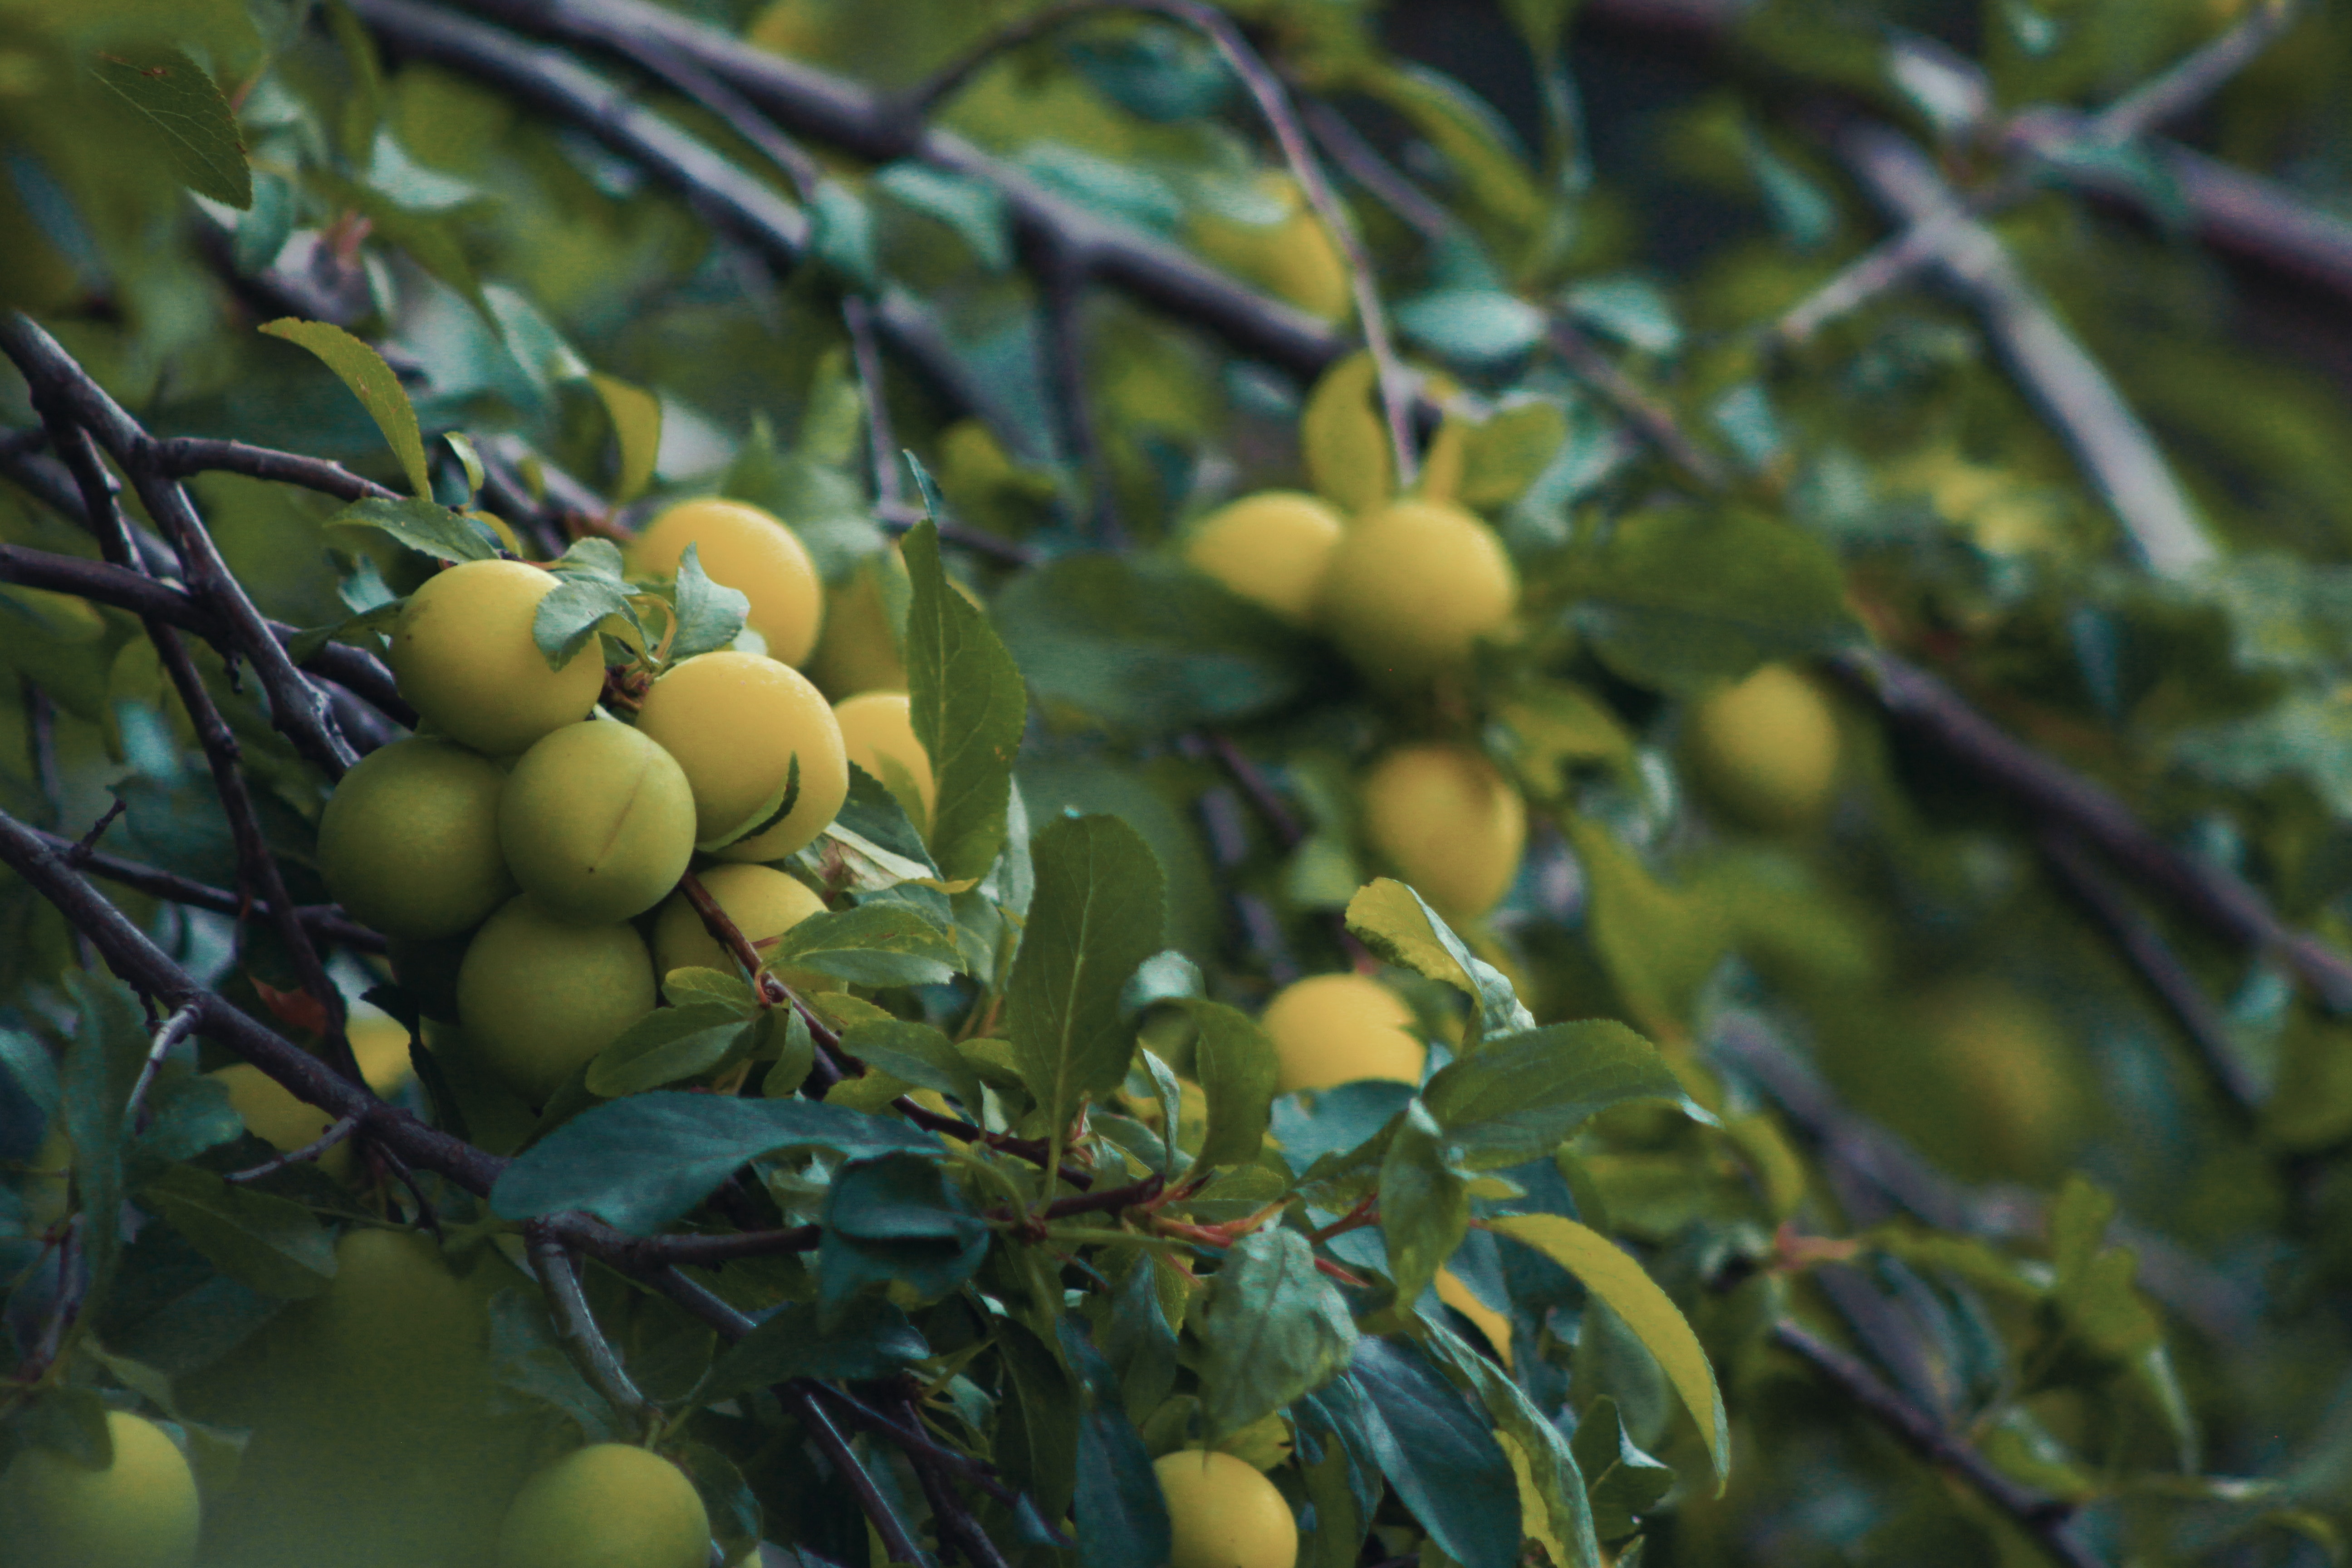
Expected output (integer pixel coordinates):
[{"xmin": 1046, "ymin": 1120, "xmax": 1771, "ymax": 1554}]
[
  {"xmin": 328, "ymin": 497, "xmax": 499, "ymax": 564},
  {"xmin": 94, "ymin": 47, "xmax": 252, "ymax": 209},
  {"xmin": 532, "ymin": 573, "xmax": 642, "ymax": 672},
  {"xmin": 701, "ymin": 753, "xmax": 800, "ymax": 853},
  {"xmin": 259, "ymin": 319, "xmax": 432, "ymax": 499},
  {"xmin": 902, "ymin": 519, "xmax": 1027, "ymax": 883},
  {"xmin": 1195, "ymin": 1229, "xmax": 1357, "ymax": 1440},
  {"xmin": 1421, "ymin": 1020, "xmax": 1713, "ymax": 1169},
  {"xmin": 670, "ymin": 543, "xmax": 751, "ymax": 660},
  {"xmin": 766, "ymin": 902, "xmax": 964, "ymax": 989}
]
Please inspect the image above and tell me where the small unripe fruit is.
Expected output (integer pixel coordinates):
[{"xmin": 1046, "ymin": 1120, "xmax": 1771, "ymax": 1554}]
[
  {"xmin": 833, "ymin": 691, "xmax": 935, "ymax": 818},
  {"xmin": 347, "ymin": 1009, "xmax": 419, "ymax": 1096},
  {"xmin": 388, "ymin": 559, "xmax": 605, "ymax": 756},
  {"xmin": 318, "ymin": 738, "xmax": 514, "ymax": 941},
  {"xmin": 1182, "ymin": 492, "xmax": 1345, "ymax": 625},
  {"xmin": 1155, "ymin": 1449, "xmax": 1299, "ymax": 1568},
  {"xmin": 457, "ymin": 897, "xmax": 657, "ymax": 1102},
  {"xmin": 0, "ymin": 1409, "xmax": 201, "ymax": 1568},
  {"xmin": 1318, "ymin": 501, "xmax": 1516, "ymax": 686},
  {"xmin": 634, "ymin": 652, "xmax": 848, "ymax": 861},
  {"xmin": 498, "ymin": 720, "xmax": 696, "ymax": 924},
  {"xmin": 210, "ymin": 1063, "xmax": 355, "ymax": 1181},
  {"xmin": 1260, "ymin": 973, "xmax": 1424, "ymax": 1094},
  {"xmin": 651, "ymin": 862, "xmax": 828, "ymax": 979},
  {"xmin": 494, "ymin": 1443, "xmax": 710, "ymax": 1568},
  {"xmin": 1187, "ymin": 172, "xmax": 1352, "ymax": 323},
  {"xmin": 1684, "ymin": 663, "xmax": 1841, "ymax": 833},
  {"xmin": 629, "ymin": 497, "xmax": 824, "ymax": 666},
  {"xmin": 1359, "ymin": 743, "xmax": 1526, "ymax": 921}
]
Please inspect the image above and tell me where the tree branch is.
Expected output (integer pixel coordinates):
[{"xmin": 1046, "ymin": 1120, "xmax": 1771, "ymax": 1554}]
[{"xmin": 525, "ymin": 1222, "xmax": 661, "ymax": 1436}]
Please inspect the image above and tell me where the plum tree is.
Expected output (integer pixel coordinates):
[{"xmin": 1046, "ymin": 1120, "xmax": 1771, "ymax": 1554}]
[
  {"xmin": 633, "ymin": 650, "xmax": 849, "ymax": 860},
  {"xmin": 1186, "ymin": 172, "xmax": 1351, "ymax": 323},
  {"xmin": 628, "ymin": 497, "xmax": 825, "ymax": 667},
  {"xmin": 0, "ymin": 1409, "xmax": 201, "ymax": 1568},
  {"xmin": 1682, "ymin": 663, "xmax": 1841, "ymax": 833},
  {"xmin": 493, "ymin": 1443, "xmax": 711, "ymax": 1568},
  {"xmin": 211, "ymin": 1062, "xmax": 356, "ymax": 1181},
  {"xmin": 1154, "ymin": 1449, "xmax": 1300, "ymax": 1568},
  {"xmin": 1359, "ymin": 742, "xmax": 1526, "ymax": 921},
  {"xmin": 1259, "ymin": 972, "xmax": 1425, "ymax": 1094},
  {"xmin": 456, "ymin": 897, "xmax": 658, "ymax": 1102},
  {"xmin": 651, "ymin": 862, "xmax": 828, "ymax": 981},
  {"xmin": 317, "ymin": 737, "xmax": 514, "ymax": 941},
  {"xmin": 1181, "ymin": 491, "xmax": 1345, "ymax": 626},
  {"xmin": 497, "ymin": 719, "xmax": 697, "ymax": 923},
  {"xmin": 387, "ymin": 559, "xmax": 605, "ymax": 756},
  {"xmin": 833, "ymin": 690, "xmax": 935, "ymax": 818},
  {"xmin": 1318, "ymin": 500, "xmax": 1517, "ymax": 686}
]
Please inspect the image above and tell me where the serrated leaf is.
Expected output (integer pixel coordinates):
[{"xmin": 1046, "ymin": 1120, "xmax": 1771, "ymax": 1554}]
[
  {"xmin": 839, "ymin": 1019, "xmax": 982, "ymax": 1113},
  {"xmin": 1183, "ymin": 998, "xmax": 1278, "ymax": 1171},
  {"xmin": 94, "ymin": 47, "xmax": 251, "ymax": 209},
  {"xmin": 533, "ymin": 572, "xmax": 642, "ymax": 671},
  {"xmin": 137, "ymin": 1164, "xmax": 338, "ymax": 1301},
  {"xmin": 584, "ymin": 1004, "xmax": 759, "ymax": 1098},
  {"xmin": 1196, "ymin": 1229, "xmax": 1358, "ymax": 1441},
  {"xmin": 1004, "ymin": 814, "xmax": 1167, "ymax": 1138},
  {"xmin": 1484, "ymin": 1214, "xmax": 1726, "ymax": 1489},
  {"xmin": 1380, "ymin": 1103, "xmax": 1470, "ymax": 1305},
  {"xmin": 903, "ymin": 519, "xmax": 1027, "ymax": 882},
  {"xmin": 587, "ymin": 372, "xmax": 662, "ymax": 504},
  {"xmin": 491, "ymin": 1093, "xmax": 939, "ymax": 1235},
  {"xmin": 765, "ymin": 902, "xmax": 964, "ymax": 988},
  {"xmin": 670, "ymin": 543, "xmax": 750, "ymax": 659},
  {"xmin": 551, "ymin": 535, "xmax": 628, "ymax": 580},
  {"xmin": 1345, "ymin": 879, "xmax": 1533, "ymax": 1045},
  {"xmin": 1421, "ymin": 1020, "xmax": 1710, "ymax": 1171},
  {"xmin": 260, "ymin": 320, "xmax": 432, "ymax": 499}
]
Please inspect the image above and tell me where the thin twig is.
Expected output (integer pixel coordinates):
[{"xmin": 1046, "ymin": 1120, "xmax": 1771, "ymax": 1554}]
[
  {"xmin": 842, "ymin": 296, "xmax": 904, "ymax": 514},
  {"xmin": 1546, "ymin": 319, "xmax": 1724, "ymax": 490},
  {"xmin": 2073, "ymin": 0, "xmax": 2301, "ymax": 147},
  {"xmin": 222, "ymin": 1112, "xmax": 364, "ymax": 1183},
  {"xmin": 525, "ymin": 1223, "xmax": 660, "ymax": 1436},
  {"xmin": 19, "ymin": 819, "xmax": 384, "ymax": 952},
  {"xmin": 796, "ymin": 1385, "xmax": 934, "ymax": 1568},
  {"xmin": 1302, "ymin": 100, "xmax": 1456, "ymax": 245},
  {"xmin": 124, "ymin": 1003, "xmax": 204, "ymax": 1127}
]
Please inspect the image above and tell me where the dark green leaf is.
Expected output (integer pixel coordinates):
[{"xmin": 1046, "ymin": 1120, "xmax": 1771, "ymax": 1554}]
[
  {"xmin": 1345, "ymin": 1336, "xmax": 1523, "ymax": 1568},
  {"xmin": 762, "ymin": 1010, "xmax": 817, "ymax": 1099},
  {"xmin": 903, "ymin": 520, "xmax": 1028, "ymax": 882},
  {"xmin": 134, "ymin": 1066, "xmax": 242, "ymax": 1161},
  {"xmin": 136, "ymin": 1164, "xmax": 338, "ymax": 1301},
  {"xmin": 1062, "ymin": 1315, "xmax": 1174, "ymax": 1568},
  {"xmin": 1106, "ymin": 1254, "xmax": 1181, "ymax": 1423},
  {"xmin": 1379, "ymin": 1103, "xmax": 1469, "ymax": 1305},
  {"xmin": 1421, "ymin": 1021, "xmax": 1710, "ymax": 1170},
  {"xmin": 1569, "ymin": 1397, "xmax": 1674, "ymax": 1544},
  {"xmin": 818, "ymin": 1152, "xmax": 990, "ymax": 1319},
  {"xmin": 1460, "ymin": 401, "xmax": 1570, "ymax": 510},
  {"xmin": 674, "ymin": 1441, "xmax": 765, "ymax": 1565},
  {"xmin": 485, "ymin": 1287, "xmax": 628, "ymax": 1442},
  {"xmin": 998, "ymin": 1316, "xmax": 1083, "ymax": 1522},
  {"xmin": 701, "ymin": 1299, "xmax": 929, "ymax": 1403},
  {"xmin": 1182, "ymin": 998, "xmax": 1278, "ymax": 1171},
  {"xmin": 260, "ymin": 320, "xmax": 432, "ymax": 498},
  {"xmin": 327, "ymin": 497, "xmax": 500, "ymax": 564},
  {"xmin": 838, "ymin": 1019, "xmax": 982, "ymax": 1114},
  {"xmin": 583, "ymin": 1004, "xmax": 759, "ymax": 1098},
  {"xmin": 93, "ymin": 47, "xmax": 251, "ymax": 209},
  {"xmin": 60, "ymin": 972, "xmax": 150, "ymax": 1303},
  {"xmin": 669, "ymin": 542, "xmax": 751, "ymax": 659},
  {"xmin": 1195, "ymin": 1229, "xmax": 1357, "ymax": 1440},
  {"xmin": 766, "ymin": 902, "xmax": 965, "ymax": 988},
  {"xmin": 1004, "ymin": 813, "xmax": 1167, "ymax": 1136},
  {"xmin": 491, "ymin": 1093, "xmax": 937, "ymax": 1235}
]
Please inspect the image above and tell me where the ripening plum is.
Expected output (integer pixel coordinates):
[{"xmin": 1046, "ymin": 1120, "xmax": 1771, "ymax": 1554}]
[
  {"xmin": 493, "ymin": 1443, "xmax": 710, "ymax": 1568},
  {"xmin": 317, "ymin": 737, "xmax": 514, "ymax": 941},
  {"xmin": 1358, "ymin": 743, "xmax": 1526, "ymax": 921},
  {"xmin": 1260, "ymin": 973, "xmax": 1424, "ymax": 1094},
  {"xmin": 1683, "ymin": 663, "xmax": 1841, "ymax": 833},
  {"xmin": 650, "ymin": 862, "xmax": 827, "ymax": 980},
  {"xmin": 808, "ymin": 551, "xmax": 907, "ymax": 698},
  {"xmin": 1154, "ymin": 1449, "xmax": 1300, "ymax": 1568},
  {"xmin": 387, "ymin": 559, "xmax": 605, "ymax": 756},
  {"xmin": 629, "ymin": 496, "xmax": 824, "ymax": 666},
  {"xmin": 498, "ymin": 719, "xmax": 696, "ymax": 924},
  {"xmin": 633, "ymin": 651, "xmax": 848, "ymax": 861},
  {"xmin": 833, "ymin": 690, "xmax": 935, "ymax": 818},
  {"xmin": 1186, "ymin": 172, "xmax": 1352, "ymax": 323},
  {"xmin": 210, "ymin": 1063, "xmax": 355, "ymax": 1181},
  {"xmin": 456, "ymin": 897, "xmax": 657, "ymax": 1102},
  {"xmin": 1181, "ymin": 492, "xmax": 1344, "ymax": 626},
  {"xmin": 1318, "ymin": 500, "xmax": 1517, "ymax": 686},
  {"xmin": 0, "ymin": 1409, "xmax": 201, "ymax": 1568},
  {"xmin": 346, "ymin": 1007, "xmax": 419, "ymax": 1096}
]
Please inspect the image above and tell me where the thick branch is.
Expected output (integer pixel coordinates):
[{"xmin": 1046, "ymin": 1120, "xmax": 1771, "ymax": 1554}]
[{"xmin": 526, "ymin": 1224, "xmax": 660, "ymax": 1436}]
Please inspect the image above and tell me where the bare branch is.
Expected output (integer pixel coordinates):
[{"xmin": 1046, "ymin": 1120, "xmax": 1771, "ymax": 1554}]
[
  {"xmin": 124, "ymin": 1003, "xmax": 203, "ymax": 1127},
  {"xmin": 1545, "ymin": 319, "xmax": 1723, "ymax": 490},
  {"xmin": 222, "ymin": 1112, "xmax": 365, "ymax": 1183},
  {"xmin": 2075, "ymin": 0, "xmax": 2301, "ymax": 146},
  {"xmin": 525, "ymin": 1223, "xmax": 660, "ymax": 1436}
]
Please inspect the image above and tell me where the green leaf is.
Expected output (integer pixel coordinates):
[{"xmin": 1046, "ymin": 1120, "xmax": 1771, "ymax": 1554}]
[
  {"xmin": 1421, "ymin": 1021, "xmax": 1710, "ymax": 1171},
  {"xmin": 669, "ymin": 543, "xmax": 750, "ymax": 660},
  {"xmin": 1414, "ymin": 1316, "xmax": 1603, "ymax": 1568},
  {"xmin": 998, "ymin": 1316, "xmax": 1083, "ymax": 1521},
  {"xmin": 766, "ymin": 902, "xmax": 965, "ymax": 989},
  {"xmin": 1063, "ymin": 1316, "xmax": 1173, "ymax": 1568},
  {"xmin": 1379, "ymin": 1103, "xmax": 1470, "ymax": 1305},
  {"xmin": 135, "ymin": 1065, "xmax": 243, "ymax": 1162},
  {"xmin": 303, "ymin": 166, "xmax": 488, "ymax": 314},
  {"xmin": 588, "ymin": 372, "xmax": 662, "ymax": 504},
  {"xmin": 659, "ymin": 967, "xmax": 760, "ymax": 1013},
  {"xmin": 1195, "ymin": 1229, "xmax": 1358, "ymax": 1441},
  {"xmin": 838, "ymin": 1019, "xmax": 982, "ymax": 1114},
  {"xmin": 1105, "ymin": 1253, "xmax": 1181, "ymax": 1424},
  {"xmin": 1484, "ymin": 1214, "xmax": 1727, "ymax": 1489},
  {"xmin": 874, "ymin": 164, "xmax": 1011, "ymax": 271},
  {"xmin": 491, "ymin": 1093, "xmax": 938, "ymax": 1235},
  {"xmin": 93, "ymin": 46, "xmax": 251, "ymax": 209},
  {"xmin": 1343, "ymin": 1336, "xmax": 1524, "ymax": 1568},
  {"xmin": 1356, "ymin": 63, "xmax": 1544, "ymax": 238},
  {"xmin": 1459, "ymin": 401, "xmax": 1570, "ymax": 510},
  {"xmin": 1569, "ymin": 1396, "xmax": 1674, "ymax": 1544},
  {"xmin": 485, "ymin": 1287, "xmax": 628, "ymax": 1442},
  {"xmin": 1344, "ymin": 879, "xmax": 1533, "ymax": 1045},
  {"xmin": 1568, "ymin": 507, "xmax": 1862, "ymax": 698},
  {"xmin": 1181, "ymin": 999, "xmax": 1277, "ymax": 1172},
  {"xmin": 701, "ymin": 1299, "xmax": 929, "ymax": 1404},
  {"xmin": 1004, "ymin": 814, "xmax": 1167, "ymax": 1138},
  {"xmin": 1396, "ymin": 289, "xmax": 1546, "ymax": 366},
  {"xmin": 2048, "ymin": 1174, "xmax": 2162, "ymax": 1364},
  {"xmin": 902, "ymin": 519, "xmax": 1027, "ymax": 882},
  {"xmin": 136, "ymin": 1164, "xmax": 338, "ymax": 1301},
  {"xmin": 260, "ymin": 320, "xmax": 433, "ymax": 499},
  {"xmin": 762, "ymin": 1010, "xmax": 817, "ymax": 1099},
  {"xmin": 583, "ymin": 1004, "xmax": 759, "ymax": 1098},
  {"xmin": 818, "ymin": 1152, "xmax": 989, "ymax": 1319},
  {"xmin": 59, "ymin": 972, "xmax": 150, "ymax": 1303},
  {"xmin": 533, "ymin": 573, "xmax": 642, "ymax": 671}
]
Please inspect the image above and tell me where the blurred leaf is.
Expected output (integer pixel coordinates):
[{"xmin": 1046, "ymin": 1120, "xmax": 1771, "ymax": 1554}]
[
  {"xmin": 587, "ymin": 372, "xmax": 662, "ymax": 505},
  {"xmin": 1062, "ymin": 1315, "xmax": 1174, "ymax": 1568},
  {"xmin": 904, "ymin": 518, "xmax": 1026, "ymax": 882},
  {"xmin": 1460, "ymin": 401, "xmax": 1570, "ymax": 510},
  {"xmin": 137, "ymin": 1164, "xmax": 338, "ymax": 1301},
  {"xmin": 93, "ymin": 46, "xmax": 250, "ymax": 209},
  {"xmin": 1562, "ymin": 278, "xmax": 1680, "ymax": 355},
  {"xmin": 1065, "ymin": 25, "xmax": 1231, "ymax": 123},
  {"xmin": 1397, "ymin": 289, "xmax": 1546, "ymax": 366},
  {"xmin": 1301, "ymin": 351, "xmax": 1393, "ymax": 515},
  {"xmin": 260, "ymin": 319, "xmax": 431, "ymax": 498},
  {"xmin": 875, "ymin": 163, "xmax": 1011, "ymax": 271},
  {"xmin": 1196, "ymin": 1229, "xmax": 1358, "ymax": 1440}
]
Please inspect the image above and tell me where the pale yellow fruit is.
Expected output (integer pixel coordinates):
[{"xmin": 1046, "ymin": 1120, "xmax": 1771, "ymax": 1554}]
[
  {"xmin": 498, "ymin": 720, "xmax": 696, "ymax": 924},
  {"xmin": 0, "ymin": 1409, "xmax": 200, "ymax": 1568},
  {"xmin": 651, "ymin": 862, "xmax": 828, "ymax": 980},
  {"xmin": 457, "ymin": 897, "xmax": 657, "ymax": 1102},
  {"xmin": 833, "ymin": 690, "xmax": 935, "ymax": 817},
  {"xmin": 310, "ymin": 1230, "xmax": 480, "ymax": 1404},
  {"xmin": 1261, "ymin": 973, "xmax": 1425, "ymax": 1094},
  {"xmin": 1182, "ymin": 492, "xmax": 1345, "ymax": 625},
  {"xmin": 1318, "ymin": 500, "xmax": 1517, "ymax": 686},
  {"xmin": 634, "ymin": 651, "xmax": 849, "ymax": 861},
  {"xmin": 1912, "ymin": 980, "xmax": 2084, "ymax": 1182},
  {"xmin": 1188, "ymin": 172, "xmax": 1352, "ymax": 323},
  {"xmin": 346, "ymin": 1009, "xmax": 418, "ymax": 1096},
  {"xmin": 1359, "ymin": 743, "xmax": 1526, "ymax": 921},
  {"xmin": 210, "ymin": 1063, "xmax": 355, "ymax": 1181},
  {"xmin": 1155, "ymin": 1449, "xmax": 1299, "ymax": 1568},
  {"xmin": 494, "ymin": 1443, "xmax": 711, "ymax": 1568},
  {"xmin": 630, "ymin": 497, "xmax": 824, "ymax": 667},
  {"xmin": 1685, "ymin": 663, "xmax": 1840, "ymax": 833},
  {"xmin": 808, "ymin": 552, "xmax": 908, "ymax": 698},
  {"xmin": 387, "ymin": 559, "xmax": 605, "ymax": 756},
  {"xmin": 317, "ymin": 738, "xmax": 514, "ymax": 941},
  {"xmin": 1435, "ymin": 1266, "xmax": 1514, "ymax": 1371}
]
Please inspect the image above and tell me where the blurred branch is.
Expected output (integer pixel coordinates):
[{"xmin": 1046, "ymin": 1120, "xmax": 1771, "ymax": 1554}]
[
  {"xmin": 2074, "ymin": 0, "xmax": 2301, "ymax": 145},
  {"xmin": 1030, "ymin": 237, "xmax": 1121, "ymax": 545},
  {"xmin": 16, "ymin": 819, "xmax": 385, "ymax": 952},
  {"xmin": 1767, "ymin": 1320, "xmax": 2107, "ymax": 1568},
  {"xmin": 841, "ymin": 296, "xmax": 904, "ymax": 514},
  {"xmin": 1545, "ymin": 319, "xmax": 1725, "ymax": 490}
]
